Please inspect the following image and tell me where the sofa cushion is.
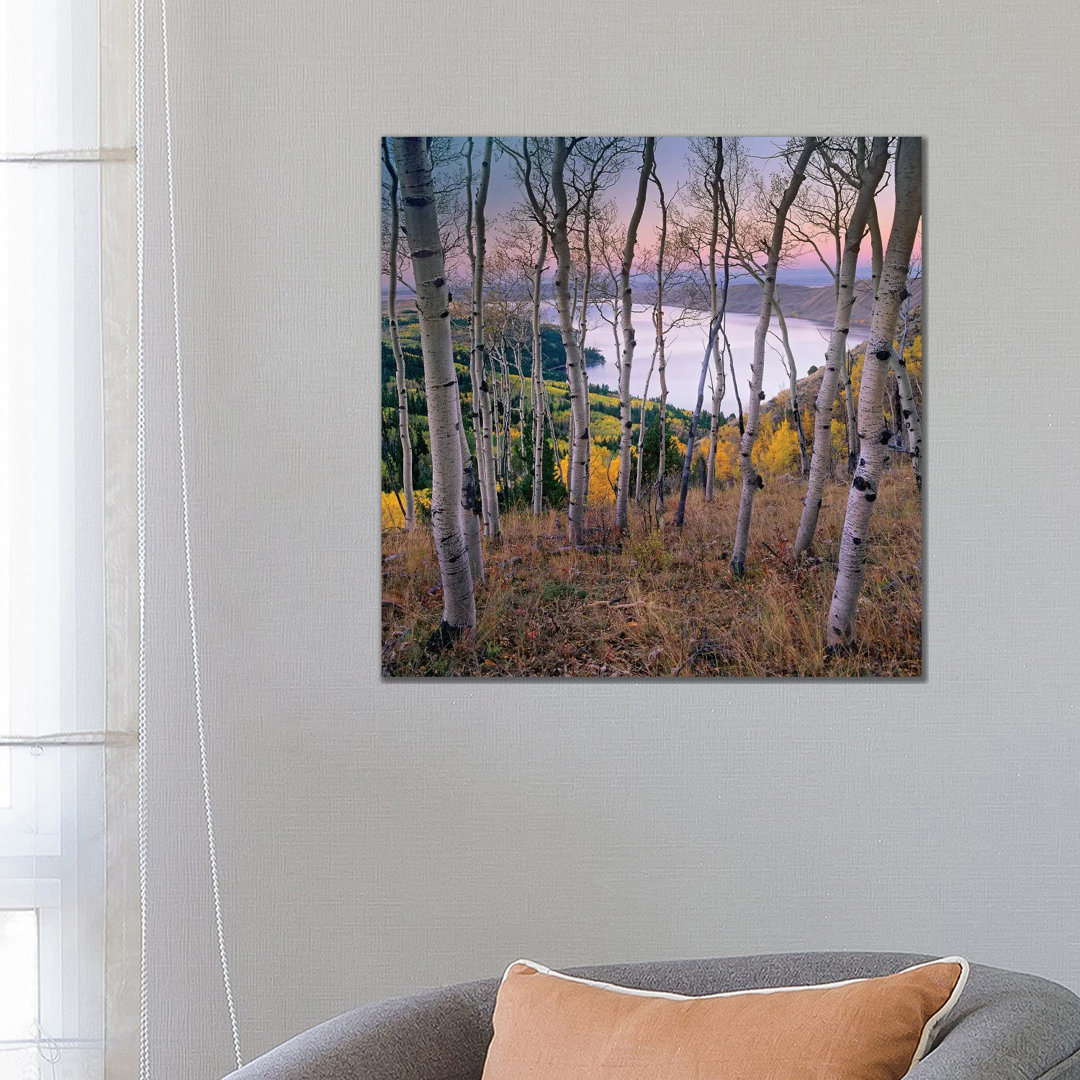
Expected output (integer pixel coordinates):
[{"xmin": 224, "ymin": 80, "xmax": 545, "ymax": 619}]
[{"xmin": 481, "ymin": 956, "xmax": 968, "ymax": 1080}]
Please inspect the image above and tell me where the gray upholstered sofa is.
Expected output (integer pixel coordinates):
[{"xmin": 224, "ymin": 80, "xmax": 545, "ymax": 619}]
[{"xmin": 223, "ymin": 952, "xmax": 1080, "ymax": 1079}]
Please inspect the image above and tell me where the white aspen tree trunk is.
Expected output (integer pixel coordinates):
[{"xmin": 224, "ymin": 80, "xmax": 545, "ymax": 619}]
[
  {"xmin": 615, "ymin": 138, "xmax": 656, "ymax": 531},
  {"xmin": 511, "ymin": 344, "xmax": 526, "ymax": 487},
  {"xmin": 891, "ymin": 349, "xmax": 922, "ymax": 490},
  {"xmin": 651, "ymin": 171, "xmax": 672, "ymax": 525},
  {"xmin": 542, "ymin": 379, "xmax": 562, "ymax": 496},
  {"xmin": 868, "ymin": 199, "xmax": 884, "ymax": 302},
  {"xmin": 842, "ymin": 351, "xmax": 858, "ymax": 474},
  {"xmin": 531, "ymin": 231, "xmax": 547, "ymax": 514},
  {"xmin": 654, "ymin": 311, "xmax": 669, "ymax": 525},
  {"xmin": 679, "ymin": 143, "xmax": 732, "ymax": 524},
  {"xmin": 675, "ymin": 306, "xmax": 723, "ymax": 527},
  {"xmin": 392, "ymin": 138, "xmax": 475, "ymax": 634},
  {"xmin": 705, "ymin": 379, "xmax": 722, "ymax": 501},
  {"xmin": 771, "ymin": 293, "xmax": 810, "ymax": 476},
  {"xmin": 888, "ymin": 370, "xmax": 903, "ymax": 440},
  {"xmin": 456, "ymin": 398, "xmax": 485, "ymax": 584},
  {"xmin": 471, "ymin": 138, "xmax": 499, "ymax": 538},
  {"xmin": 491, "ymin": 344, "xmax": 504, "ymax": 489},
  {"xmin": 727, "ymin": 336, "xmax": 744, "ymax": 436},
  {"xmin": 498, "ymin": 346, "xmax": 512, "ymax": 487},
  {"xmin": 634, "ymin": 340, "xmax": 658, "ymax": 503},
  {"xmin": 577, "ymin": 206, "xmax": 593, "ymax": 357},
  {"xmin": 794, "ymin": 137, "xmax": 888, "ymax": 559},
  {"xmin": 451, "ymin": 143, "xmax": 485, "ymax": 578},
  {"xmin": 704, "ymin": 139, "xmax": 724, "ymax": 504},
  {"xmin": 382, "ymin": 141, "xmax": 415, "ymax": 531},
  {"xmin": 730, "ymin": 138, "xmax": 817, "ymax": 577},
  {"xmin": 827, "ymin": 137, "xmax": 922, "ymax": 650},
  {"xmin": 893, "ymin": 291, "xmax": 922, "ymax": 489},
  {"xmin": 463, "ymin": 141, "xmax": 490, "ymax": 537},
  {"xmin": 514, "ymin": 343, "xmax": 526, "ymax": 435},
  {"xmin": 551, "ymin": 138, "xmax": 592, "ymax": 545}
]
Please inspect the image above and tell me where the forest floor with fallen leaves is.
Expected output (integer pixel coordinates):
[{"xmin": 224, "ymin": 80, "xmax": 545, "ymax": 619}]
[{"xmin": 381, "ymin": 471, "xmax": 922, "ymax": 678}]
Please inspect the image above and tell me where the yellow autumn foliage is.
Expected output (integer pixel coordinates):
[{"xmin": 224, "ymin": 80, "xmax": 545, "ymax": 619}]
[
  {"xmin": 558, "ymin": 443, "xmax": 620, "ymax": 506},
  {"xmin": 381, "ymin": 488, "xmax": 431, "ymax": 530},
  {"xmin": 760, "ymin": 420, "xmax": 801, "ymax": 478}
]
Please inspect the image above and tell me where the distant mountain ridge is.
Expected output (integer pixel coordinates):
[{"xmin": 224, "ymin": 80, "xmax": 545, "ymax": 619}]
[
  {"xmin": 697, "ymin": 277, "xmax": 922, "ymax": 327},
  {"xmin": 385, "ymin": 276, "xmax": 923, "ymax": 330}
]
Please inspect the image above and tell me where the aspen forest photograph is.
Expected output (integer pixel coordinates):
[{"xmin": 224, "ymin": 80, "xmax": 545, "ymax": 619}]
[{"xmin": 381, "ymin": 137, "xmax": 923, "ymax": 677}]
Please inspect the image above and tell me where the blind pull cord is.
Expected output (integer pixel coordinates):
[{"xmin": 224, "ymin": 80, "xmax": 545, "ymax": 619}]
[{"xmin": 136, "ymin": 0, "xmax": 244, "ymax": 1072}]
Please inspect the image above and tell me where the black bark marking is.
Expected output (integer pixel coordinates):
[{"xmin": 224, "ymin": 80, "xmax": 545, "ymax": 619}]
[
  {"xmin": 874, "ymin": 348, "xmax": 891, "ymax": 361},
  {"xmin": 865, "ymin": 491, "xmax": 877, "ymax": 501},
  {"xmin": 852, "ymin": 475, "xmax": 868, "ymax": 491},
  {"xmin": 879, "ymin": 429, "xmax": 891, "ymax": 445},
  {"xmin": 404, "ymin": 196, "xmax": 433, "ymax": 208},
  {"xmin": 411, "ymin": 249, "xmax": 436, "ymax": 260},
  {"xmin": 427, "ymin": 620, "xmax": 463, "ymax": 650},
  {"xmin": 756, "ymin": 475, "xmax": 764, "ymax": 489},
  {"xmin": 440, "ymin": 310, "xmax": 449, "ymax": 319}
]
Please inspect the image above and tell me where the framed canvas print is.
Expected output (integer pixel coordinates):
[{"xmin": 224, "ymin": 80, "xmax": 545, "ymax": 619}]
[{"xmin": 381, "ymin": 136, "xmax": 922, "ymax": 677}]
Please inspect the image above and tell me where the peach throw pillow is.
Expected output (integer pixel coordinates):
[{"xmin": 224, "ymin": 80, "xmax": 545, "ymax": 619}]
[{"xmin": 481, "ymin": 957, "xmax": 968, "ymax": 1080}]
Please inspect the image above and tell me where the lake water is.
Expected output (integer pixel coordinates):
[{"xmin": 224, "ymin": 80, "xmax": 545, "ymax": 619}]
[{"xmin": 546, "ymin": 303, "xmax": 867, "ymax": 416}]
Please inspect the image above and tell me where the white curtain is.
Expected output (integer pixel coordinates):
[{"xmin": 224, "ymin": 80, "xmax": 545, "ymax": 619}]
[{"xmin": 1, "ymin": 1, "xmax": 137, "ymax": 1077}]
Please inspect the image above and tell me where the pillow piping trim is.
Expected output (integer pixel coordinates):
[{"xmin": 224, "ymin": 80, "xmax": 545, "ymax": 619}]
[{"xmin": 500, "ymin": 956, "xmax": 970, "ymax": 1069}]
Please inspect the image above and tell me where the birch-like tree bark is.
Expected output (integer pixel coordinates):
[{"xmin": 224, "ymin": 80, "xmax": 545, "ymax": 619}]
[
  {"xmin": 674, "ymin": 141, "xmax": 733, "ymax": 527},
  {"xmin": 382, "ymin": 140, "xmax": 415, "ymax": 531},
  {"xmin": 392, "ymin": 137, "xmax": 475, "ymax": 635},
  {"xmin": 794, "ymin": 136, "xmax": 888, "ymax": 559},
  {"xmin": 469, "ymin": 138, "xmax": 499, "ymax": 538},
  {"xmin": 826, "ymin": 137, "xmax": 922, "ymax": 649},
  {"xmin": 891, "ymin": 351, "xmax": 922, "ymax": 491},
  {"xmin": 700, "ymin": 139, "xmax": 731, "ymax": 504},
  {"xmin": 463, "ymin": 142, "xmax": 487, "ymax": 531},
  {"xmin": 730, "ymin": 138, "xmax": 817, "ymax": 576},
  {"xmin": 615, "ymin": 138, "xmax": 656, "ymax": 531},
  {"xmin": 891, "ymin": 284, "xmax": 922, "ymax": 490},
  {"xmin": 456, "ymin": 397, "xmax": 485, "ymax": 584},
  {"xmin": 650, "ymin": 170, "xmax": 672, "ymax": 522},
  {"xmin": 634, "ymin": 339, "xmax": 657, "ymax": 503},
  {"xmin": 841, "ymin": 352, "xmax": 859, "ymax": 474},
  {"xmin": 769, "ymin": 294, "xmax": 810, "ymax": 476},
  {"xmin": 531, "ymin": 230, "xmax": 548, "ymax": 513},
  {"xmin": 675, "ymin": 302, "xmax": 724, "ymax": 527},
  {"xmin": 550, "ymin": 137, "xmax": 593, "ymax": 545}
]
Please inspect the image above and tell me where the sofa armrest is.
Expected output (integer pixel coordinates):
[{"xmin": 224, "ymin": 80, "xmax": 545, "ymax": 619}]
[
  {"xmin": 221, "ymin": 979, "xmax": 497, "ymax": 1080},
  {"xmin": 909, "ymin": 965, "xmax": 1080, "ymax": 1080}
]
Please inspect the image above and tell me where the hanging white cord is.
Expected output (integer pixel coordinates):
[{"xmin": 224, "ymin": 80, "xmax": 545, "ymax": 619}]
[
  {"xmin": 133, "ymin": 0, "xmax": 151, "ymax": 1072},
  {"xmin": 158, "ymin": 0, "xmax": 244, "ymax": 1068}
]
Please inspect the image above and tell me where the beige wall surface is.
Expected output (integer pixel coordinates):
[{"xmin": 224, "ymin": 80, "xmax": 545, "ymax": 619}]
[{"xmin": 134, "ymin": 1, "xmax": 1080, "ymax": 1076}]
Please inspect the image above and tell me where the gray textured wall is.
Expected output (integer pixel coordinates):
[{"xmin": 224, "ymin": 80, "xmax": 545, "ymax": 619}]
[{"xmin": 136, "ymin": 1, "xmax": 1080, "ymax": 1076}]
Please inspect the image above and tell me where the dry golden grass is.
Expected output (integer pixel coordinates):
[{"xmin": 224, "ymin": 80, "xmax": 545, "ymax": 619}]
[{"xmin": 381, "ymin": 470, "xmax": 922, "ymax": 678}]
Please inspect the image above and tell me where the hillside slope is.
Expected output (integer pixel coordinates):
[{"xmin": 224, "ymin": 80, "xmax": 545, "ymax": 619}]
[{"xmin": 718, "ymin": 277, "xmax": 922, "ymax": 326}]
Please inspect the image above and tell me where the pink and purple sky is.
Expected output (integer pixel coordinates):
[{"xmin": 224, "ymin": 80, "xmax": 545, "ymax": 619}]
[{"xmin": 384, "ymin": 137, "xmax": 919, "ymax": 290}]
